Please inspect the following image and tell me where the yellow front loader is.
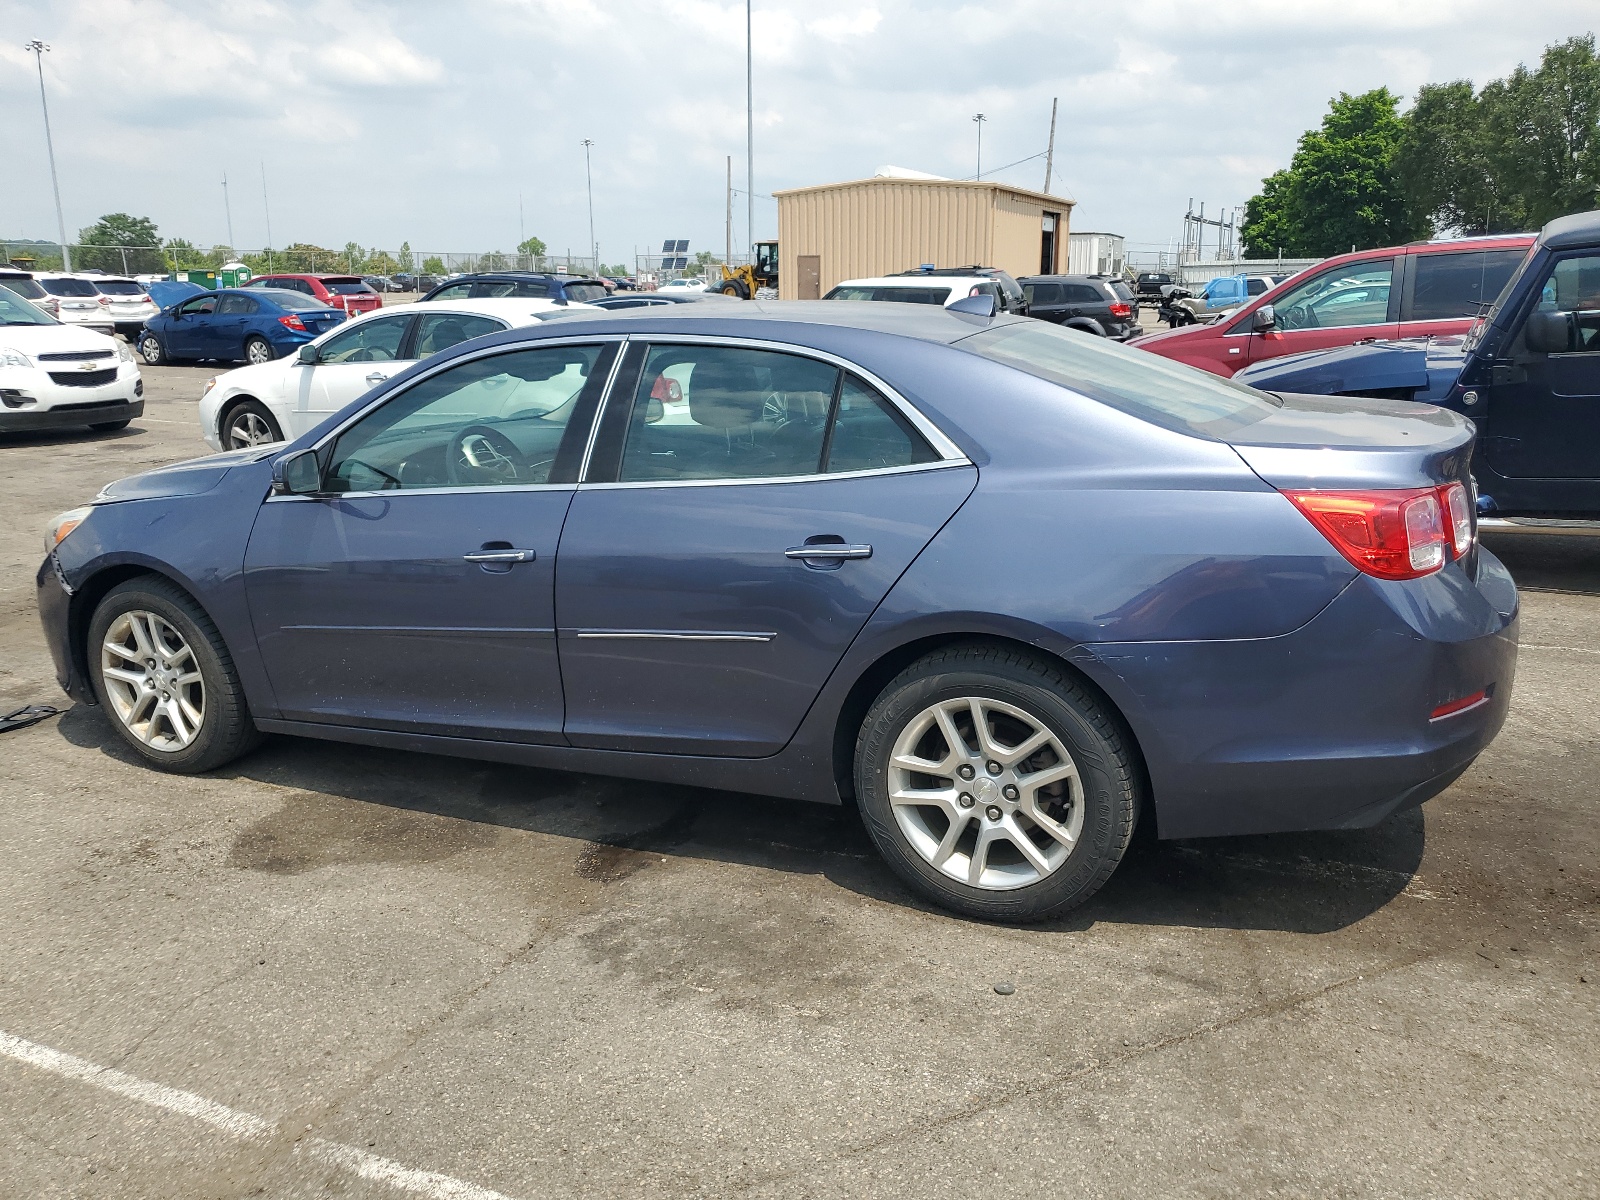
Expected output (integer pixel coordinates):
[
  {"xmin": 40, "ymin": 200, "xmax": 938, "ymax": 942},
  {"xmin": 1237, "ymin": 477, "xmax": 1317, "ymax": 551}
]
[{"xmin": 717, "ymin": 241, "xmax": 779, "ymax": 299}]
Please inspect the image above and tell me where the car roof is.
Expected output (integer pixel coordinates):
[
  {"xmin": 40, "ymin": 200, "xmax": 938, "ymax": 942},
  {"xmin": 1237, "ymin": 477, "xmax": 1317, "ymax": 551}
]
[
  {"xmin": 352, "ymin": 297, "xmax": 592, "ymax": 318},
  {"xmin": 1541, "ymin": 209, "xmax": 1600, "ymax": 251},
  {"xmin": 435, "ymin": 271, "xmax": 606, "ymax": 284},
  {"xmin": 1020, "ymin": 274, "xmax": 1122, "ymax": 284},
  {"xmin": 831, "ymin": 276, "xmax": 987, "ymax": 289}
]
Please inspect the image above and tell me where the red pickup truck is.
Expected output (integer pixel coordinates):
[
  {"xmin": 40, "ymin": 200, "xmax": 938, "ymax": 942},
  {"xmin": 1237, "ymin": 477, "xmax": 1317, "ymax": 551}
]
[{"xmin": 1133, "ymin": 234, "xmax": 1534, "ymax": 377}]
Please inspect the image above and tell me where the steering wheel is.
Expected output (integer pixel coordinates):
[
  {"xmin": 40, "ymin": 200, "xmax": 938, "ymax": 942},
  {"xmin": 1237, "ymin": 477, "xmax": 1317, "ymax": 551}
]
[{"xmin": 447, "ymin": 425, "xmax": 528, "ymax": 485}]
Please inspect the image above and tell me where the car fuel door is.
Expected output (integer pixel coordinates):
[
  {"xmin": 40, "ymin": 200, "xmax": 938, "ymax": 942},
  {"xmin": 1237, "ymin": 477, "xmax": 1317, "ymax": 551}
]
[{"xmin": 555, "ymin": 343, "xmax": 976, "ymax": 757}]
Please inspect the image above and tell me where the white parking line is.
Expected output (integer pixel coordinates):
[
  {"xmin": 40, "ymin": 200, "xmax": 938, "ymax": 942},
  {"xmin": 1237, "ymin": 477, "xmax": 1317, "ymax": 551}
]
[{"xmin": 0, "ymin": 1029, "xmax": 523, "ymax": 1200}]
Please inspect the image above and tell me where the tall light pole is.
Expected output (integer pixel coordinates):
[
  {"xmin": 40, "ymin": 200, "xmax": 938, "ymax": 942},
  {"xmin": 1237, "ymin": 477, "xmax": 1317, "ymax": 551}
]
[
  {"xmin": 581, "ymin": 139, "xmax": 596, "ymax": 270},
  {"xmin": 222, "ymin": 172, "xmax": 235, "ymax": 250},
  {"xmin": 26, "ymin": 40, "xmax": 71, "ymax": 273},
  {"xmin": 746, "ymin": 0, "xmax": 754, "ymax": 260},
  {"xmin": 972, "ymin": 113, "xmax": 987, "ymax": 180}
]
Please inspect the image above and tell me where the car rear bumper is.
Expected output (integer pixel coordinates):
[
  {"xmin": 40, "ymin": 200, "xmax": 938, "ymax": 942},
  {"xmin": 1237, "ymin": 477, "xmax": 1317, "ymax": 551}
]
[{"xmin": 1083, "ymin": 546, "xmax": 1519, "ymax": 839}]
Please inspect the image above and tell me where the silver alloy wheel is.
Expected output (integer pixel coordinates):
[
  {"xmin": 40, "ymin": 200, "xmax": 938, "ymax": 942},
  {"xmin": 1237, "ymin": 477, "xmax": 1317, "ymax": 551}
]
[
  {"xmin": 888, "ymin": 696, "xmax": 1083, "ymax": 890},
  {"xmin": 99, "ymin": 609, "xmax": 206, "ymax": 752},
  {"xmin": 246, "ymin": 339, "xmax": 273, "ymax": 364},
  {"xmin": 226, "ymin": 410, "xmax": 275, "ymax": 449},
  {"xmin": 140, "ymin": 337, "xmax": 162, "ymax": 365}
]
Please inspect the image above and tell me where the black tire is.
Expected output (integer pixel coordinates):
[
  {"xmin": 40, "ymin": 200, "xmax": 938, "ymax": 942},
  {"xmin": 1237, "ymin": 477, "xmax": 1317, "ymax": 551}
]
[
  {"xmin": 719, "ymin": 277, "xmax": 750, "ymax": 300},
  {"xmin": 220, "ymin": 399, "xmax": 282, "ymax": 449},
  {"xmin": 244, "ymin": 336, "xmax": 275, "ymax": 365},
  {"xmin": 854, "ymin": 643, "xmax": 1139, "ymax": 923},
  {"xmin": 138, "ymin": 334, "xmax": 167, "ymax": 365},
  {"xmin": 87, "ymin": 576, "xmax": 262, "ymax": 773},
  {"xmin": 89, "ymin": 419, "xmax": 131, "ymax": 432}
]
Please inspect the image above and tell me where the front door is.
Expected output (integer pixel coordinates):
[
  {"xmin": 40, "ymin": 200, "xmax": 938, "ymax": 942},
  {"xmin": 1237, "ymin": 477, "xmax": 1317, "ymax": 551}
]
[
  {"xmin": 288, "ymin": 311, "xmax": 418, "ymax": 432},
  {"xmin": 1245, "ymin": 258, "xmax": 1398, "ymax": 365},
  {"xmin": 556, "ymin": 342, "xmax": 976, "ymax": 757},
  {"xmin": 244, "ymin": 340, "xmax": 615, "ymax": 742},
  {"xmin": 167, "ymin": 294, "xmax": 219, "ymax": 357},
  {"xmin": 1485, "ymin": 252, "xmax": 1600, "ymax": 488}
]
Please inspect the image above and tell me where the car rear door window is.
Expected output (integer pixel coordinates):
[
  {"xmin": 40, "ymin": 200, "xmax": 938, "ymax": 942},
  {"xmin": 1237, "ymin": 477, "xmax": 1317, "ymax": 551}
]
[
  {"xmin": 325, "ymin": 344, "xmax": 603, "ymax": 491},
  {"xmin": 413, "ymin": 312, "xmax": 506, "ymax": 356},
  {"xmin": 825, "ymin": 376, "xmax": 939, "ymax": 473},
  {"xmin": 215, "ymin": 294, "xmax": 258, "ymax": 315},
  {"xmin": 430, "ymin": 283, "xmax": 474, "ymax": 301},
  {"xmin": 620, "ymin": 345, "xmax": 839, "ymax": 481},
  {"xmin": 1064, "ymin": 284, "xmax": 1102, "ymax": 304},
  {"xmin": 480, "ymin": 279, "xmax": 549, "ymax": 298},
  {"xmin": 1409, "ymin": 250, "xmax": 1527, "ymax": 321}
]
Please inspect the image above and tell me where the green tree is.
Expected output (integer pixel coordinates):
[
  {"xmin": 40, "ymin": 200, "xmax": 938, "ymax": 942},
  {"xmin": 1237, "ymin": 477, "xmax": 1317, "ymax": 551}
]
[
  {"xmin": 422, "ymin": 255, "xmax": 446, "ymax": 274},
  {"xmin": 77, "ymin": 213, "xmax": 164, "ymax": 272},
  {"xmin": 1240, "ymin": 89, "xmax": 1426, "ymax": 257},
  {"xmin": 342, "ymin": 242, "xmax": 368, "ymax": 272},
  {"xmin": 396, "ymin": 242, "xmax": 414, "ymax": 273},
  {"xmin": 479, "ymin": 250, "xmax": 509, "ymax": 271},
  {"xmin": 517, "ymin": 235, "xmax": 547, "ymax": 258}
]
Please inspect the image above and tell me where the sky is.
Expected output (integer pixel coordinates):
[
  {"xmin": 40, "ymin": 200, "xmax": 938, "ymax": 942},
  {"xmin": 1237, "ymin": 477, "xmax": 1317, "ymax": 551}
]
[{"xmin": 0, "ymin": 0, "xmax": 1595, "ymax": 268}]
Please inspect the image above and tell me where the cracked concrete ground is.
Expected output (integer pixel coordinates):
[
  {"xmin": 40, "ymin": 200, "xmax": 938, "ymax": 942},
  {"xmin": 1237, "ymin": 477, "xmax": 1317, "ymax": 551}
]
[{"xmin": 1, "ymin": 361, "xmax": 1596, "ymax": 1199}]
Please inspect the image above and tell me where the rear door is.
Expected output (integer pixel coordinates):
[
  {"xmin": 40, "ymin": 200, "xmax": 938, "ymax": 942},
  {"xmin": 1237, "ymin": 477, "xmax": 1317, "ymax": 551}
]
[
  {"xmin": 212, "ymin": 293, "xmax": 257, "ymax": 356},
  {"xmin": 555, "ymin": 340, "xmax": 976, "ymax": 757},
  {"xmin": 1244, "ymin": 258, "xmax": 1398, "ymax": 365}
]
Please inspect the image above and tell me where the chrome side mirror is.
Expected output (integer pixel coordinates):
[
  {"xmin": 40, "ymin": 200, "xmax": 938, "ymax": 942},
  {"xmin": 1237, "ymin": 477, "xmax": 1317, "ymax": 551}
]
[{"xmin": 1251, "ymin": 304, "xmax": 1276, "ymax": 332}]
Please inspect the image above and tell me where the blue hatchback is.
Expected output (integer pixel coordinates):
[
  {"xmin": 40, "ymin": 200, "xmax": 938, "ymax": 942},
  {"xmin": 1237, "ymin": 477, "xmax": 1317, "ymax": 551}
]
[
  {"xmin": 38, "ymin": 301, "xmax": 1518, "ymax": 922},
  {"xmin": 137, "ymin": 287, "xmax": 344, "ymax": 367}
]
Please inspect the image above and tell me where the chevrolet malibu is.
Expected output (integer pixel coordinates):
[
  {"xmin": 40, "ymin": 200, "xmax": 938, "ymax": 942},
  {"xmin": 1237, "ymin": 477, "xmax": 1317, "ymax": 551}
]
[{"xmin": 37, "ymin": 301, "xmax": 1518, "ymax": 922}]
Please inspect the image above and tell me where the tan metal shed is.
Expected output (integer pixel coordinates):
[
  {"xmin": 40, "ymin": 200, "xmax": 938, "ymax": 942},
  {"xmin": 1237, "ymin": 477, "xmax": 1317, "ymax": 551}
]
[{"xmin": 773, "ymin": 177, "xmax": 1075, "ymax": 300}]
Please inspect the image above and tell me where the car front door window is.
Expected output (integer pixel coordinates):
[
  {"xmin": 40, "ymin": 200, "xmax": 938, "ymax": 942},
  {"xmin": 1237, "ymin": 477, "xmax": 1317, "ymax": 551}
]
[
  {"xmin": 317, "ymin": 315, "xmax": 409, "ymax": 363},
  {"xmin": 1271, "ymin": 261, "xmax": 1394, "ymax": 331},
  {"xmin": 325, "ymin": 343, "xmax": 603, "ymax": 492}
]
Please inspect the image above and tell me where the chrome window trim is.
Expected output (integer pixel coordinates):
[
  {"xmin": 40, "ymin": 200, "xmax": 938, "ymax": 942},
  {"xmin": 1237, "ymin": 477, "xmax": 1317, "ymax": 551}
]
[
  {"xmin": 265, "ymin": 482, "xmax": 577, "ymax": 503},
  {"xmin": 578, "ymin": 336, "xmax": 629, "ymax": 483},
  {"xmin": 572, "ymin": 630, "xmax": 775, "ymax": 642},
  {"xmin": 603, "ymin": 333, "xmax": 968, "ymax": 467},
  {"xmin": 579, "ymin": 459, "xmax": 968, "ymax": 491}
]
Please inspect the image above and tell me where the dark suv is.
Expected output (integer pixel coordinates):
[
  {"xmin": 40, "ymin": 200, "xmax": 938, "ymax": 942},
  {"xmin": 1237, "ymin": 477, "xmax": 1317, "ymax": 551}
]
[
  {"xmin": 1020, "ymin": 274, "xmax": 1143, "ymax": 339},
  {"xmin": 891, "ymin": 266, "xmax": 1028, "ymax": 315},
  {"xmin": 419, "ymin": 272, "xmax": 610, "ymax": 304}
]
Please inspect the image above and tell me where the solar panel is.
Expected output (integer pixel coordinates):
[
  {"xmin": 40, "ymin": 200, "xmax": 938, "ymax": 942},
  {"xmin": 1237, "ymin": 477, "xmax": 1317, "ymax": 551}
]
[
  {"xmin": 674, "ymin": 239, "xmax": 689, "ymax": 254},
  {"xmin": 661, "ymin": 240, "xmax": 675, "ymax": 254}
]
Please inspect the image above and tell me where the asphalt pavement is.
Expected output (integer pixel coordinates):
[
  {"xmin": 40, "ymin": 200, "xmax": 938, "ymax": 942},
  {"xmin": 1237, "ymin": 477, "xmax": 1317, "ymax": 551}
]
[{"xmin": 0, "ymin": 360, "xmax": 1595, "ymax": 1199}]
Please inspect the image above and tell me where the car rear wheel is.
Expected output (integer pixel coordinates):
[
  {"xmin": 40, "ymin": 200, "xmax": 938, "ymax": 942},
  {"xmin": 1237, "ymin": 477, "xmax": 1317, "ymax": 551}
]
[
  {"xmin": 854, "ymin": 643, "xmax": 1138, "ymax": 922},
  {"xmin": 138, "ymin": 334, "xmax": 166, "ymax": 365},
  {"xmin": 221, "ymin": 399, "xmax": 282, "ymax": 449},
  {"xmin": 244, "ymin": 336, "xmax": 275, "ymax": 365},
  {"xmin": 88, "ymin": 577, "xmax": 262, "ymax": 773}
]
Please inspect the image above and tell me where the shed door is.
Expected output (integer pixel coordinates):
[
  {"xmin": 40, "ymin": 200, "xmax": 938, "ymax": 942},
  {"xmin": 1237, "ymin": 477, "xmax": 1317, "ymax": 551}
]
[
  {"xmin": 1041, "ymin": 212, "xmax": 1060, "ymax": 275},
  {"xmin": 797, "ymin": 255, "xmax": 821, "ymax": 300}
]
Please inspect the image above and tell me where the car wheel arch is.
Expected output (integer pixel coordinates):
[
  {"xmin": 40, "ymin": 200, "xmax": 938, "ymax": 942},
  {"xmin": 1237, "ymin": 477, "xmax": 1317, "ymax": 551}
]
[
  {"xmin": 827, "ymin": 629, "xmax": 1153, "ymax": 824},
  {"xmin": 1062, "ymin": 318, "xmax": 1107, "ymax": 336}
]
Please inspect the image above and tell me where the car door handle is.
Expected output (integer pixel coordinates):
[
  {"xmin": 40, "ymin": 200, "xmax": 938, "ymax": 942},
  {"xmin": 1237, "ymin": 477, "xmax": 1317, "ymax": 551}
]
[
  {"xmin": 365, "ymin": 372, "xmax": 389, "ymax": 385},
  {"xmin": 784, "ymin": 543, "xmax": 872, "ymax": 560},
  {"xmin": 462, "ymin": 549, "xmax": 537, "ymax": 564}
]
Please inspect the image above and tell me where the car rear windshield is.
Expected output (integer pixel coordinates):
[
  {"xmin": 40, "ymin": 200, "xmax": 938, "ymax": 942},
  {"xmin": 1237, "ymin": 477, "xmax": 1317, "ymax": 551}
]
[
  {"xmin": 1107, "ymin": 280, "xmax": 1135, "ymax": 301},
  {"xmin": 40, "ymin": 278, "xmax": 100, "ymax": 297},
  {"xmin": 93, "ymin": 280, "xmax": 147, "ymax": 296},
  {"xmin": 0, "ymin": 276, "xmax": 48, "ymax": 300},
  {"xmin": 260, "ymin": 289, "xmax": 333, "ymax": 312},
  {"xmin": 958, "ymin": 319, "xmax": 1282, "ymax": 438},
  {"xmin": 562, "ymin": 282, "xmax": 608, "ymax": 302},
  {"xmin": 321, "ymin": 278, "xmax": 374, "ymax": 295}
]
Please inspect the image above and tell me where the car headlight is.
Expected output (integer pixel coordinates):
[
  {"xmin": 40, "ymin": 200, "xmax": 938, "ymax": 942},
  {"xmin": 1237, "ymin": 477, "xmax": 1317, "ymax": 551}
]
[
  {"xmin": 116, "ymin": 340, "xmax": 135, "ymax": 363},
  {"xmin": 201, "ymin": 376, "xmax": 218, "ymax": 399},
  {"xmin": 45, "ymin": 506, "xmax": 93, "ymax": 554},
  {"xmin": 0, "ymin": 345, "xmax": 32, "ymax": 369}
]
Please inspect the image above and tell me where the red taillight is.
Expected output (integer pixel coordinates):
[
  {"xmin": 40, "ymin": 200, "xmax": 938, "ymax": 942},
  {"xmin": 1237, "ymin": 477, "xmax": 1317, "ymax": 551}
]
[
  {"xmin": 1441, "ymin": 481, "xmax": 1473, "ymax": 558},
  {"xmin": 1109, "ymin": 302, "xmax": 1132, "ymax": 318},
  {"xmin": 278, "ymin": 314, "xmax": 306, "ymax": 331},
  {"xmin": 1283, "ymin": 487, "xmax": 1448, "ymax": 580},
  {"xmin": 97, "ymin": 295, "xmax": 111, "ymax": 305}
]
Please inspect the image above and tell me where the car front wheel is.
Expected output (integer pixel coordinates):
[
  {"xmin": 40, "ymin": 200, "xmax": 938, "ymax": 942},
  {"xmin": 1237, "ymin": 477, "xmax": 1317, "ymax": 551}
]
[
  {"xmin": 854, "ymin": 643, "xmax": 1138, "ymax": 922},
  {"xmin": 220, "ymin": 399, "xmax": 282, "ymax": 449},
  {"xmin": 88, "ymin": 577, "xmax": 262, "ymax": 773},
  {"xmin": 138, "ymin": 335, "xmax": 166, "ymax": 365}
]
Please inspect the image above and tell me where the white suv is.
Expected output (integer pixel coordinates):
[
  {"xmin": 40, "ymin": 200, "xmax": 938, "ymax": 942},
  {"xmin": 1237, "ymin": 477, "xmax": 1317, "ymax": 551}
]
[
  {"xmin": 198, "ymin": 297, "xmax": 598, "ymax": 450},
  {"xmin": 87, "ymin": 276, "xmax": 160, "ymax": 338},
  {"xmin": 823, "ymin": 274, "xmax": 1005, "ymax": 309},
  {"xmin": 34, "ymin": 274, "xmax": 116, "ymax": 334},
  {"xmin": 0, "ymin": 288, "xmax": 143, "ymax": 434}
]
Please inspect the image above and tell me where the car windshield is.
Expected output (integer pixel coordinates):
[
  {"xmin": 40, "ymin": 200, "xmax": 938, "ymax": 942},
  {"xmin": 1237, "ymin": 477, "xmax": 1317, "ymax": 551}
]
[
  {"xmin": 562, "ymin": 282, "xmax": 608, "ymax": 302},
  {"xmin": 959, "ymin": 319, "xmax": 1282, "ymax": 438},
  {"xmin": 40, "ymin": 277, "xmax": 100, "ymax": 297},
  {"xmin": 94, "ymin": 280, "xmax": 147, "ymax": 296},
  {"xmin": 256, "ymin": 290, "xmax": 333, "ymax": 312},
  {"xmin": 321, "ymin": 279, "xmax": 373, "ymax": 295},
  {"xmin": 0, "ymin": 289, "xmax": 58, "ymax": 326}
]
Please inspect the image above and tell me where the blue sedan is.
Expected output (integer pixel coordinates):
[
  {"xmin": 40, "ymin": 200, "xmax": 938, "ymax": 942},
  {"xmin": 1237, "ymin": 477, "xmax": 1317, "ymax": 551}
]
[
  {"xmin": 137, "ymin": 287, "xmax": 344, "ymax": 367},
  {"xmin": 37, "ymin": 301, "xmax": 1518, "ymax": 922}
]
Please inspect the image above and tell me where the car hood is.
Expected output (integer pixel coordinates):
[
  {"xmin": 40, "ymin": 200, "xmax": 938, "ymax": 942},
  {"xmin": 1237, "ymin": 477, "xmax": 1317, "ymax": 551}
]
[
  {"xmin": 1236, "ymin": 336, "xmax": 1468, "ymax": 401},
  {"xmin": 95, "ymin": 445, "xmax": 273, "ymax": 503},
  {"xmin": 0, "ymin": 323, "xmax": 120, "ymax": 356}
]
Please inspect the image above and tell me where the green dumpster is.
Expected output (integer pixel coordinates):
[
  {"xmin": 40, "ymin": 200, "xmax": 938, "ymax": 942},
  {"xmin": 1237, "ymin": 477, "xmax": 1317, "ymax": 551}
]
[{"xmin": 182, "ymin": 269, "xmax": 217, "ymax": 289}]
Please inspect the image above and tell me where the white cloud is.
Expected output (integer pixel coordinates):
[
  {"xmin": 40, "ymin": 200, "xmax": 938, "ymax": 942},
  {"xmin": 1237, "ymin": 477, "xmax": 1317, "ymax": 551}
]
[{"xmin": 0, "ymin": 0, "xmax": 1594, "ymax": 261}]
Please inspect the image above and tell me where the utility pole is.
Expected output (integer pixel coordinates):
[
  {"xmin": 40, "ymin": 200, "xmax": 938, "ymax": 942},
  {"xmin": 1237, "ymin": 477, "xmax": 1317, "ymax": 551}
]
[
  {"xmin": 581, "ymin": 139, "xmax": 596, "ymax": 270},
  {"xmin": 519, "ymin": 192, "xmax": 525, "ymax": 252},
  {"xmin": 726, "ymin": 155, "xmax": 733, "ymax": 267},
  {"xmin": 26, "ymin": 40, "xmax": 71, "ymax": 273},
  {"xmin": 972, "ymin": 113, "xmax": 987, "ymax": 179},
  {"xmin": 746, "ymin": 0, "xmax": 754, "ymax": 258},
  {"xmin": 1042, "ymin": 98, "xmax": 1058, "ymax": 194},
  {"xmin": 222, "ymin": 172, "xmax": 235, "ymax": 250}
]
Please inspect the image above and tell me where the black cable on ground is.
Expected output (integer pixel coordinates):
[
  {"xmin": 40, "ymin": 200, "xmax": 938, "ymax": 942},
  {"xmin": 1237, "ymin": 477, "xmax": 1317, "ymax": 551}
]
[{"xmin": 0, "ymin": 705, "xmax": 62, "ymax": 734}]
